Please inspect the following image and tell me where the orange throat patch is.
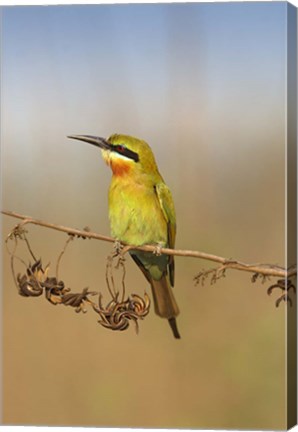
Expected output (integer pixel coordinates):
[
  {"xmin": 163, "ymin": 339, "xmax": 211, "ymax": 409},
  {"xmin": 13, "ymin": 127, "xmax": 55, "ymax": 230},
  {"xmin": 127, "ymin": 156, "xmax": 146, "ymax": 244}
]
[
  {"xmin": 103, "ymin": 151, "xmax": 132, "ymax": 176},
  {"xmin": 110, "ymin": 159, "xmax": 131, "ymax": 176}
]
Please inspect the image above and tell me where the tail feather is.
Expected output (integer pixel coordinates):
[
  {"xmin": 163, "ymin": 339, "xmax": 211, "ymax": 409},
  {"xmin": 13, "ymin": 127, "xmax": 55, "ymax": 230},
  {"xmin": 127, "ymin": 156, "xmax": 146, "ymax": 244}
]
[
  {"xmin": 130, "ymin": 253, "xmax": 181, "ymax": 339},
  {"xmin": 150, "ymin": 275, "xmax": 181, "ymax": 339},
  {"xmin": 168, "ymin": 317, "xmax": 181, "ymax": 339}
]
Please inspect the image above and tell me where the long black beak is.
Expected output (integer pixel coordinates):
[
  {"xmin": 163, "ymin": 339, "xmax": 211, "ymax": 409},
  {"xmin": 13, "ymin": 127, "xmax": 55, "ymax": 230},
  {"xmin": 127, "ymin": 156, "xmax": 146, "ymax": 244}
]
[{"xmin": 67, "ymin": 135, "xmax": 111, "ymax": 150}]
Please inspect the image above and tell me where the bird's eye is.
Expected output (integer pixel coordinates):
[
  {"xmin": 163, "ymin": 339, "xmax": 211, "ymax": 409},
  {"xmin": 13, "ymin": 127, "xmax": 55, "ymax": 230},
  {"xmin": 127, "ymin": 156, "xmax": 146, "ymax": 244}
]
[{"xmin": 117, "ymin": 144, "xmax": 125, "ymax": 153}]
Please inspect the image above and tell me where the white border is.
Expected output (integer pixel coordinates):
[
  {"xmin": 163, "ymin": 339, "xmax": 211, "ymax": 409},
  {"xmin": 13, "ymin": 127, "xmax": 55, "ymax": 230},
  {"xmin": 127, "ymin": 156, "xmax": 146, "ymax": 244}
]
[{"xmin": 0, "ymin": 0, "xmax": 297, "ymax": 7}]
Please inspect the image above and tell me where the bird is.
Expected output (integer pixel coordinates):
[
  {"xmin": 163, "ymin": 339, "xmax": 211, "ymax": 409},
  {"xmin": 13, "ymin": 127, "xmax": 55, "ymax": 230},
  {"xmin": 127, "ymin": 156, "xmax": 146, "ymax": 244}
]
[{"xmin": 68, "ymin": 133, "xmax": 180, "ymax": 339}]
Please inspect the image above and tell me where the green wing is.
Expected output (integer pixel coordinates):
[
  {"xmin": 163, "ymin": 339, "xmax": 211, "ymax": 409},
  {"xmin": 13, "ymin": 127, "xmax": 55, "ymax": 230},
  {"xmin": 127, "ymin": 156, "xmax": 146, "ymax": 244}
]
[{"xmin": 155, "ymin": 182, "xmax": 176, "ymax": 287}]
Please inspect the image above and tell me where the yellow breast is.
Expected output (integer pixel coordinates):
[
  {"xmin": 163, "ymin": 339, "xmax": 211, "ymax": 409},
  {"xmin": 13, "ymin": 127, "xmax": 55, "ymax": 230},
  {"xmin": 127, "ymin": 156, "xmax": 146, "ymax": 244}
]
[{"xmin": 108, "ymin": 176, "xmax": 168, "ymax": 247}]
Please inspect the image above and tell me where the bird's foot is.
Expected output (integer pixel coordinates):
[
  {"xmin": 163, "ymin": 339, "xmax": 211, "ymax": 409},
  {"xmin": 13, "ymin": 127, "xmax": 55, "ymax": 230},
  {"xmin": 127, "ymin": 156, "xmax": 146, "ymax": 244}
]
[{"xmin": 153, "ymin": 242, "xmax": 163, "ymax": 256}]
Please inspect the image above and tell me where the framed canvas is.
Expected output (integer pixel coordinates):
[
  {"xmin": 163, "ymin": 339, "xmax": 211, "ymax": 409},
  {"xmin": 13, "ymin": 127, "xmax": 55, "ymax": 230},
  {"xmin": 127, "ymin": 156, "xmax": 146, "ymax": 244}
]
[{"xmin": 1, "ymin": 1, "xmax": 297, "ymax": 430}]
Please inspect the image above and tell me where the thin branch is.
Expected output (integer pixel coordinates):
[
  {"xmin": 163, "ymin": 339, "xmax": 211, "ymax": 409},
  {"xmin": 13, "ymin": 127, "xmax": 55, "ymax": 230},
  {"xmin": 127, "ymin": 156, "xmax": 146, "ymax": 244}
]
[{"xmin": 2, "ymin": 209, "xmax": 296, "ymax": 279}]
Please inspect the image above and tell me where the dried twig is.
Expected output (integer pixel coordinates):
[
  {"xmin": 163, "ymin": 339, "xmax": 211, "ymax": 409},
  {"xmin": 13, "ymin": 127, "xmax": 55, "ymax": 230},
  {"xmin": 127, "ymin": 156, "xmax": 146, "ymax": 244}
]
[
  {"xmin": 56, "ymin": 235, "xmax": 73, "ymax": 280},
  {"xmin": 2, "ymin": 210, "xmax": 295, "ymax": 279}
]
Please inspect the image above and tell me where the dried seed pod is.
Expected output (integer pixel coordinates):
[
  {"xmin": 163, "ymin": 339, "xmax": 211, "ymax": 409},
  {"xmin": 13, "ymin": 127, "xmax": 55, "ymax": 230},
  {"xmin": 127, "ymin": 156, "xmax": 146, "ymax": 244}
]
[
  {"xmin": 17, "ymin": 273, "xmax": 43, "ymax": 297},
  {"xmin": 267, "ymin": 278, "xmax": 296, "ymax": 307},
  {"xmin": 129, "ymin": 293, "xmax": 150, "ymax": 318},
  {"xmin": 16, "ymin": 259, "xmax": 50, "ymax": 297},
  {"xmin": 42, "ymin": 277, "xmax": 67, "ymax": 304},
  {"xmin": 60, "ymin": 287, "xmax": 97, "ymax": 313},
  {"xmin": 94, "ymin": 292, "xmax": 150, "ymax": 333}
]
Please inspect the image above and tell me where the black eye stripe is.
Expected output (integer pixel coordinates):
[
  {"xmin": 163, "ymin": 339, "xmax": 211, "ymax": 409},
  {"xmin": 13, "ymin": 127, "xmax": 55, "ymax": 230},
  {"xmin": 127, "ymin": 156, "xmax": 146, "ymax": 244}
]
[{"xmin": 114, "ymin": 145, "xmax": 139, "ymax": 163}]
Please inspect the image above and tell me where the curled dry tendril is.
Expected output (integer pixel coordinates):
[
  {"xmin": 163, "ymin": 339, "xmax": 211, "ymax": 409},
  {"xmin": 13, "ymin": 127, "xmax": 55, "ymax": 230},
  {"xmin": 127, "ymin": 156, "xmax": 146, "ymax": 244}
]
[{"xmin": 5, "ymin": 224, "xmax": 151, "ymax": 334}]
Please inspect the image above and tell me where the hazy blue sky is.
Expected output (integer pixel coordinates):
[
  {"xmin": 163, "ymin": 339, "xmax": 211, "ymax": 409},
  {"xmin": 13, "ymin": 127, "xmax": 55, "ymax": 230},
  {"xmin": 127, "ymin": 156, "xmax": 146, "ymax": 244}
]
[
  {"xmin": 2, "ymin": 2, "xmax": 286, "ymax": 230},
  {"xmin": 2, "ymin": 2, "xmax": 285, "ymax": 144}
]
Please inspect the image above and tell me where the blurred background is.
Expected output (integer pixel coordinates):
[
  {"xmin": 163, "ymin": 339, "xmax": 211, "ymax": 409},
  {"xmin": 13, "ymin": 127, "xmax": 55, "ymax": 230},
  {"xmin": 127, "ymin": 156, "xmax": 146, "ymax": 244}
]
[{"xmin": 1, "ymin": 2, "xmax": 289, "ymax": 429}]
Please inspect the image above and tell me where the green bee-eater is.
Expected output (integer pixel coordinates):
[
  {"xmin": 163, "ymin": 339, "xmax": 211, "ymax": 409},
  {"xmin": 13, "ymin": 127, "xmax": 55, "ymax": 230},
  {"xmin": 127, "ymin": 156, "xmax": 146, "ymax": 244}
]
[{"xmin": 68, "ymin": 134, "xmax": 180, "ymax": 338}]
